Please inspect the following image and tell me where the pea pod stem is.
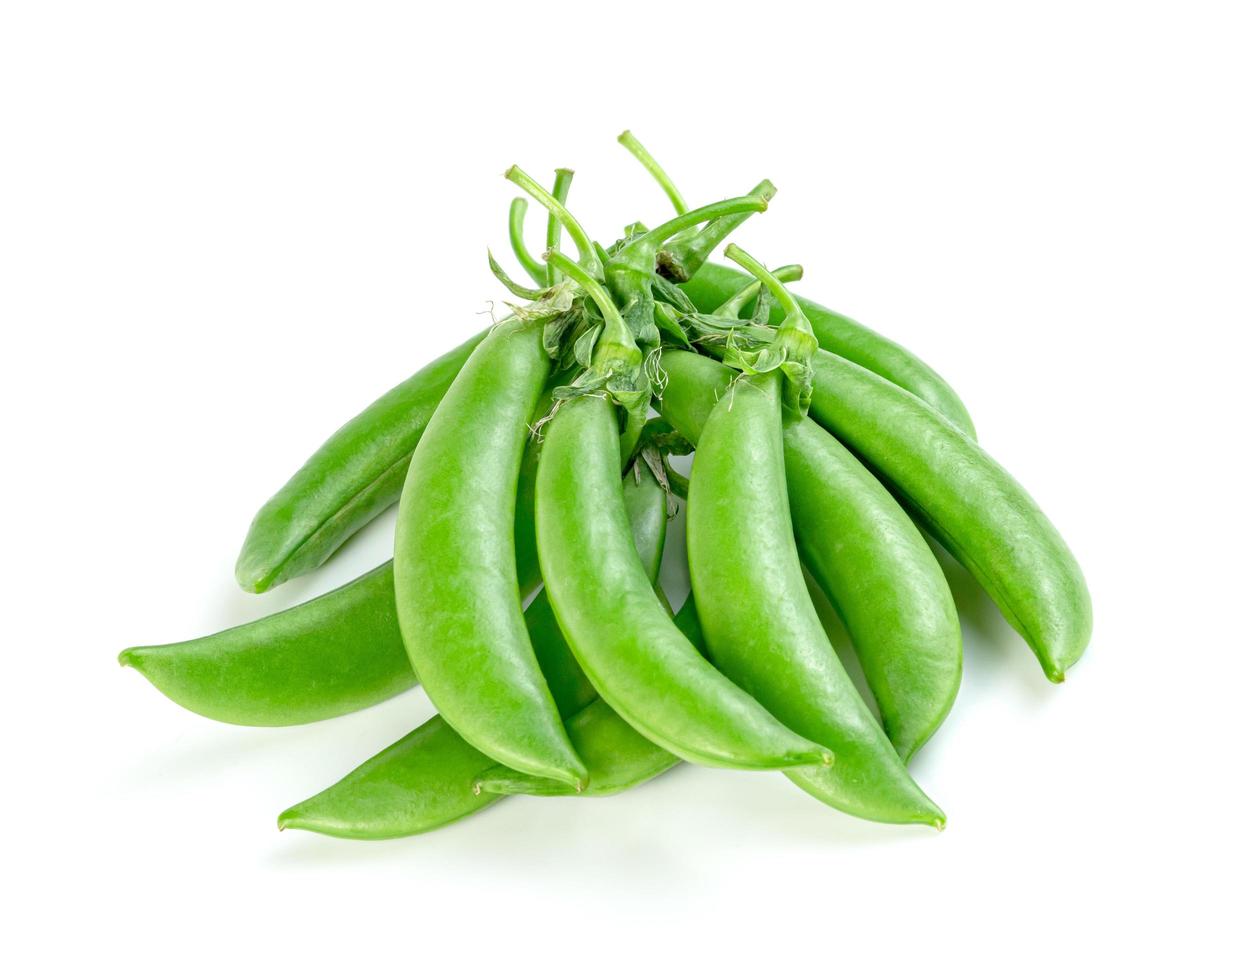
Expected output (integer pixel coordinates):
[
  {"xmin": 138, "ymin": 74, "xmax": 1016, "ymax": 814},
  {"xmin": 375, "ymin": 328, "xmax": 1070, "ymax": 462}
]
[
  {"xmin": 657, "ymin": 180, "xmax": 777, "ymax": 281},
  {"xmin": 714, "ymin": 263, "xmax": 804, "ymax": 318},
  {"xmin": 545, "ymin": 169, "xmax": 574, "ymax": 286},
  {"xmin": 722, "ymin": 244, "xmax": 819, "ymax": 412},
  {"xmin": 680, "ymin": 262, "xmax": 977, "ymax": 437},
  {"xmin": 617, "ymin": 130, "xmax": 688, "ymax": 215},
  {"xmin": 508, "ymin": 198, "xmax": 546, "ymax": 285},
  {"xmin": 506, "ymin": 165, "xmax": 601, "ymax": 278}
]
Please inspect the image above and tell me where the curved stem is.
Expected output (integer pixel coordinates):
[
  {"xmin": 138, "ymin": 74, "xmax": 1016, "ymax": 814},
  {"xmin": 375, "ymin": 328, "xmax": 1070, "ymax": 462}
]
[
  {"xmin": 488, "ymin": 250, "xmax": 546, "ymax": 300},
  {"xmin": 658, "ymin": 179, "xmax": 776, "ymax": 281},
  {"xmin": 545, "ymin": 250, "xmax": 629, "ymax": 339},
  {"xmin": 508, "ymin": 198, "xmax": 546, "ymax": 285},
  {"xmin": 545, "ymin": 169, "xmax": 574, "ymax": 286},
  {"xmin": 714, "ymin": 263, "xmax": 804, "ymax": 318},
  {"xmin": 507, "ymin": 165, "xmax": 600, "ymax": 277},
  {"xmin": 617, "ymin": 130, "xmax": 688, "ymax": 215},
  {"xmin": 630, "ymin": 195, "xmax": 767, "ymax": 255},
  {"xmin": 723, "ymin": 245, "xmax": 806, "ymax": 325}
]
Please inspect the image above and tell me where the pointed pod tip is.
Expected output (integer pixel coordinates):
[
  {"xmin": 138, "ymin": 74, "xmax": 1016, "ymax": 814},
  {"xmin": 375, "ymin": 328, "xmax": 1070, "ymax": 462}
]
[{"xmin": 117, "ymin": 649, "xmax": 137, "ymax": 669}]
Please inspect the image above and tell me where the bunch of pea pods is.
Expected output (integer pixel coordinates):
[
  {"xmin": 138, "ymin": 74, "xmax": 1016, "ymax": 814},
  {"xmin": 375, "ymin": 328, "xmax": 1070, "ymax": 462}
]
[{"xmin": 122, "ymin": 134, "xmax": 1092, "ymax": 838}]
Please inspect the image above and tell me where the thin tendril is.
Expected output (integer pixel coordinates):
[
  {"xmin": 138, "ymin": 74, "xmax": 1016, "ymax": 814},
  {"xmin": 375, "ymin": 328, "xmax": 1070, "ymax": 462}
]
[
  {"xmin": 507, "ymin": 165, "xmax": 600, "ymax": 277},
  {"xmin": 617, "ymin": 130, "xmax": 688, "ymax": 215},
  {"xmin": 545, "ymin": 169, "xmax": 574, "ymax": 286},
  {"xmin": 508, "ymin": 198, "xmax": 546, "ymax": 285},
  {"xmin": 714, "ymin": 264, "xmax": 804, "ymax": 317}
]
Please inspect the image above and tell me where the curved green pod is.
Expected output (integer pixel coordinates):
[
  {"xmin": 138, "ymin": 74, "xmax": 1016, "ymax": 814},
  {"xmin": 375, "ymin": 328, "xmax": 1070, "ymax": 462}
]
[
  {"xmin": 805, "ymin": 348, "xmax": 1091, "ymax": 681},
  {"xmin": 680, "ymin": 263, "xmax": 976, "ymax": 438},
  {"xmin": 471, "ymin": 597, "xmax": 697, "ymax": 798},
  {"xmin": 535, "ymin": 395, "xmax": 831, "ymax": 772},
  {"xmin": 659, "ymin": 349, "xmax": 961, "ymax": 762},
  {"xmin": 121, "ymin": 440, "xmax": 544, "ymax": 728},
  {"xmin": 395, "ymin": 318, "xmax": 584, "ymax": 788},
  {"xmin": 685, "ymin": 371, "xmax": 943, "ymax": 827},
  {"xmin": 235, "ymin": 329, "xmax": 486, "ymax": 593},
  {"xmin": 120, "ymin": 563, "xmax": 409, "ymax": 727},
  {"xmin": 278, "ymin": 466, "xmax": 669, "ymax": 840}
]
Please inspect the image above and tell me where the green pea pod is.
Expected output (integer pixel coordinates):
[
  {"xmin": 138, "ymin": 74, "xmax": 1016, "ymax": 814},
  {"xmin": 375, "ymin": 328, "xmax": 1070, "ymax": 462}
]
[
  {"xmin": 235, "ymin": 330, "xmax": 487, "ymax": 593},
  {"xmin": 804, "ymin": 348, "xmax": 1092, "ymax": 681},
  {"xmin": 120, "ymin": 563, "xmax": 410, "ymax": 727},
  {"xmin": 536, "ymin": 395, "xmax": 831, "ymax": 772},
  {"xmin": 238, "ymin": 281, "xmax": 973, "ymax": 593},
  {"xmin": 686, "ymin": 370, "xmax": 943, "ymax": 827},
  {"xmin": 680, "ymin": 263, "xmax": 976, "ymax": 438},
  {"xmin": 121, "ymin": 430, "xmax": 546, "ymax": 727},
  {"xmin": 394, "ymin": 318, "xmax": 584, "ymax": 788},
  {"xmin": 472, "ymin": 597, "xmax": 703, "ymax": 798},
  {"xmin": 659, "ymin": 349, "xmax": 961, "ymax": 762},
  {"xmin": 278, "ymin": 465, "xmax": 669, "ymax": 840}
]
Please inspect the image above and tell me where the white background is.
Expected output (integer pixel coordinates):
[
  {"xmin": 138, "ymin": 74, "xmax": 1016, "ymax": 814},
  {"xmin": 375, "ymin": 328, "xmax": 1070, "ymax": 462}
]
[{"xmin": 3, "ymin": 1, "xmax": 1244, "ymax": 976}]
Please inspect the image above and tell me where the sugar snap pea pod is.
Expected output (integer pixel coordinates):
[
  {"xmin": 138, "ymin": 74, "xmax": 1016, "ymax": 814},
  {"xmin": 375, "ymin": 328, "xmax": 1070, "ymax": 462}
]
[
  {"xmin": 684, "ymin": 251, "xmax": 943, "ymax": 826},
  {"xmin": 278, "ymin": 465, "xmax": 669, "ymax": 839},
  {"xmin": 120, "ymin": 563, "xmax": 410, "ymax": 726},
  {"xmin": 802, "ymin": 346, "xmax": 1091, "ymax": 681},
  {"xmin": 234, "ymin": 329, "xmax": 487, "ymax": 593},
  {"xmin": 125, "ymin": 397, "xmax": 553, "ymax": 727},
  {"xmin": 679, "ymin": 263, "xmax": 976, "ymax": 438},
  {"xmin": 659, "ymin": 348, "xmax": 961, "ymax": 762},
  {"xmin": 395, "ymin": 316, "xmax": 585, "ymax": 788},
  {"xmin": 537, "ymin": 395, "xmax": 832, "ymax": 771},
  {"xmin": 473, "ymin": 596, "xmax": 703, "ymax": 798}
]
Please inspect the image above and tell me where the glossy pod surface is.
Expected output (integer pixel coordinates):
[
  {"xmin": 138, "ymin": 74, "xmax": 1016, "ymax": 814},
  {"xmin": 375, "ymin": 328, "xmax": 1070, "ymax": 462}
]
[
  {"xmin": 807, "ymin": 348, "xmax": 1092, "ymax": 681},
  {"xmin": 660, "ymin": 350, "xmax": 961, "ymax": 762},
  {"xmin": 279, "ymin": 468, "xmax": 669, "ymax": 839},
  {"xmin": 680, "ymin": 262, "xmax": 976, "ymax": 438},
  {"xmin": 120, "ymin": 563, "xmax": 410, "ymax": 726},
  {"xmin": 686, "ymin": 371, "xmax": 943, "ymax": 826},
  {"xmin": 395, "ymin": 318, "xmax": 584, "ymax": 786},
  {"xmin": 120, "ymin": 454, "xmax": 544, "ymax": 728},
  {"xmin": 536, "ymin": 395, "xmax": 830, "ymax": 771},
  {"xmin": 236, "ymin": 329, "xmax": 486, "ymax": 593}
]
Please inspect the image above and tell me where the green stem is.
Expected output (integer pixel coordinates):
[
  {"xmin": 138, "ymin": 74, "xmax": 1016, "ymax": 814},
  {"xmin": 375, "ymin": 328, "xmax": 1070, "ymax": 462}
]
[
  {"xmin": 545, "ymin": 169, "xmax": 575, "ymax": 286},
  {"xmin": 508, "ymin": 198, "xmax": 546, "ymax": 285},
  {"xmin": 628, "ymin": 195, "xmax": 767, "ymax": 257},
  {"xmin": 488, "ymin": 250, "xmax": 546, "ymax": 300},
  {"xmin": 507, "ymin": 165, "xmax": 601, "ymax": 278},
  {"xmin": 714, "ymin": 263, "xmax": 804, "ymax": 318},
  {"xmin": 617, "ymin": 130, "xmax": 688, "ymax": 215},
  {"xmin": 658, "ymin": 179, "xmax": 777, "ymax": 281},
  {"xmin": 545, "ymin": 250, "xmax": 630, "ymax": 343},
  {"xmin": 723, "ymin": 245, "xmax": 807, "ymax": 326}
]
